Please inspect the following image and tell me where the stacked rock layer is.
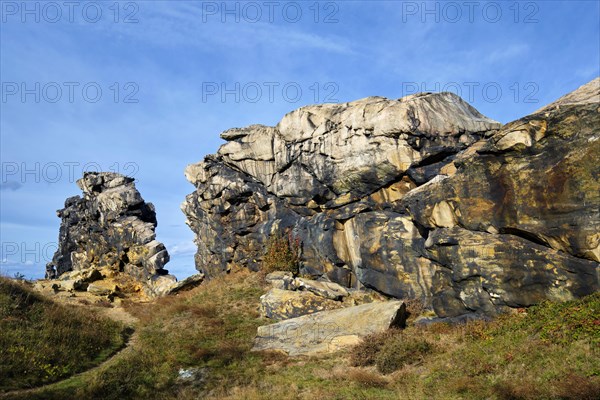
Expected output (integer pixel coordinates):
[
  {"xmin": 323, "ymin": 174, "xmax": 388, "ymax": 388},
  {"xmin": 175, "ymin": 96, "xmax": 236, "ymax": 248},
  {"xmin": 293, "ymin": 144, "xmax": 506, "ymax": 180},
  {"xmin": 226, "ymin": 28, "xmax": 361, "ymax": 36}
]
[{"xmin": 48, "ymin": 172, "xmax": 176, "ymax": 297}]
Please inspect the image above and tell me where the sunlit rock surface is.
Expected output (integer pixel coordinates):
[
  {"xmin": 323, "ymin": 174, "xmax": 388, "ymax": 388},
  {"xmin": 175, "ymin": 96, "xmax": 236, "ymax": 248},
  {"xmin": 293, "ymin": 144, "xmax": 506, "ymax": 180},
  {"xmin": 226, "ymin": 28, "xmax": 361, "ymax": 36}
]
[
  {"xmin": 184, "ymin": 79, "xmax": 599, "ymax": 317},
  {"xmin": 47, "ymin": 172, "xmax": 176, "ymax": 298}
]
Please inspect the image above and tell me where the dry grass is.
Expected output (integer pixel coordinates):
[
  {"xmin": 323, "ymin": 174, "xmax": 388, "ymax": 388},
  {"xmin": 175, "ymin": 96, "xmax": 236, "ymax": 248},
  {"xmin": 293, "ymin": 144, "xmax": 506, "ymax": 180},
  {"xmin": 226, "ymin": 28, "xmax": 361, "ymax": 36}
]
[
  {"xmin": 7, "ymin": 272, "xmax": 599, "ymax": 400},
  {"xmin": 554, "ymin": 373, "xmax": 600, "ymax": 400},
  {"xmin": 344, "ymin": 368, "xmax": 389, "ymax": 388},
  {"xmin": 349, "ymin": 328, "xmax": 434, "ymax": 374},
  {"xmin": 349, "ymin": 329, "xmax": 400, "ymax": 367}
]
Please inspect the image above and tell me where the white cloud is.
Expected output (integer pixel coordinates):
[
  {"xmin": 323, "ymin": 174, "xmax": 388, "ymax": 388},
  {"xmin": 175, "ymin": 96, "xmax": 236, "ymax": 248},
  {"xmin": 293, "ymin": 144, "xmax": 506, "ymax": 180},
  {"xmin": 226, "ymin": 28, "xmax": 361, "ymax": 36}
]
[{"xmin": 169, "ymin": 240, "xmax": 197, "ymax": 256}]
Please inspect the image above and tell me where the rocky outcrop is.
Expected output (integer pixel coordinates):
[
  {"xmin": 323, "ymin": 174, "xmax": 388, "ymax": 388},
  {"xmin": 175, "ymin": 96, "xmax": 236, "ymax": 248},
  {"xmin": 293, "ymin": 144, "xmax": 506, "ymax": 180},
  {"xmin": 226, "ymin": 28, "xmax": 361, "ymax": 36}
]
[
  {"xmin": 260, "ymin": 272, "xmax": 384, "ymax": 320},
  {"xmin": 182, "ymin": 93, "xmax": 500, "ymax": 277},
  {"xmin": 265, "ymin": 272, "xmax": 350, "ymax": 300},
  {"xmin": 402, "ymin": 78, "xmax": 600, "ymax": 316},
  {"xmin": 183, "ymin": 79, "xmax": 600, "ymax": 318},
  {"xmin": 46, "ymin": 172, "xmax": 176, "ymax": 297},
  {"xmin": 253, "ymin": 300, "xmax": 406, "ymax": 356},
  {"xmin": 260, "ymin": 288, "xmax": 344, "ymax": 320}
]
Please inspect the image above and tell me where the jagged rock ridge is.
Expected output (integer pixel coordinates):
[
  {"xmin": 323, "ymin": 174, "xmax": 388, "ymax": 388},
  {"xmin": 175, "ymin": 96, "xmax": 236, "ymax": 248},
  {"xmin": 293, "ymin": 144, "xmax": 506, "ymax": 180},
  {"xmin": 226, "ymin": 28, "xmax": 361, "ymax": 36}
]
[
  {"xmin": 183, "ymin": 79, "xmax": 600, "ymax": 318},
  {"xmin": 47, "ymin": 172, "xmax": 176, "ymax": 297}
]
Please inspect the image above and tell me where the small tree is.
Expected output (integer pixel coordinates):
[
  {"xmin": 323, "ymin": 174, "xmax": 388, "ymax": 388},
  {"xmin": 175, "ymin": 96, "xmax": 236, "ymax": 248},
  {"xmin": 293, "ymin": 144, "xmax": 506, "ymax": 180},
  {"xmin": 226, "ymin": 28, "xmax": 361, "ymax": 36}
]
[{"xmin": 262, "ymin": 229, "xmax": 301, "ymax": 275}]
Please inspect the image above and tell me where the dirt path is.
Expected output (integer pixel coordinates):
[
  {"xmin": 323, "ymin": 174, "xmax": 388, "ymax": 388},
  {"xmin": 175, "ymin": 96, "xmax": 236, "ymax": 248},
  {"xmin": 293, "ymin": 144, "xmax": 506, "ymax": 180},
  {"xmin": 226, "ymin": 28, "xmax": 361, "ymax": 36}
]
[{"xmin": 0, "ymin": 306, "xmax": 139, "ymax": 399}]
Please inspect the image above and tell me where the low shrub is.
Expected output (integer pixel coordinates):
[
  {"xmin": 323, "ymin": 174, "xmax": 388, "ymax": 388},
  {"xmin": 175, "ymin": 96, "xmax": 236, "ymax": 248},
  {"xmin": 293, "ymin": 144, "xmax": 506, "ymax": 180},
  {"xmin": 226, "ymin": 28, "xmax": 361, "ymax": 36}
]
[
  {"xmin": 349, "ymin": 329, "xmax": 401, "ymax": 367},
  {"xmin": 262, "ymin": 229, "xmax": 301, "ymax": 275},
  {"xmin": 555, "ymin": 373, "xmax": 600, "ymax": 400},
  {"xmin": 375, "ymin": 335, "xmax": 434, "ymax": 374},
  {"xmin": 350, "ymin": 328, "xmax": 434, "ymax": 374}
]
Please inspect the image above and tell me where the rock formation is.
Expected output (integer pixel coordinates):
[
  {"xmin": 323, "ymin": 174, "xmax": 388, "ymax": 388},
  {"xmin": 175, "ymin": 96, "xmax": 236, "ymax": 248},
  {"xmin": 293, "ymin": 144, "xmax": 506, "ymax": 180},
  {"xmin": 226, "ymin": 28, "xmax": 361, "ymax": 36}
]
[
  {"xmin": 183, "ymin": 78, "xmax": 600, "ymax": 318},
  {"xmin": 252, "ymin": 300, "xmax": 407, "ymax": 356},
  {"xmin": 260, "ymin": 271, "xmax": 386, "ymax": 320},
  {"xmin": 46, "ymin": 172, "xmax": 176, "ymax": 297},
  {"xmin": 260, "ymin": 288, "xmax": 343, "ymax": 320}
]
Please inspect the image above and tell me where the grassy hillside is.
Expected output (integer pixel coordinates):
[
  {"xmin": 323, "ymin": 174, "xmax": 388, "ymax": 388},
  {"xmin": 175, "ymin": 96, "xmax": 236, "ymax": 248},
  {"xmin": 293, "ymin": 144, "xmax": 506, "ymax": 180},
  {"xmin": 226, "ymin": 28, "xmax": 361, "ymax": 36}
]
[
  {"xmin": 0, "ymin": 277, "xmax": 125, "ymax": 392},
  {"xmin": 4, "ymin": 270, "xmax": 599, "ymax": 399}
]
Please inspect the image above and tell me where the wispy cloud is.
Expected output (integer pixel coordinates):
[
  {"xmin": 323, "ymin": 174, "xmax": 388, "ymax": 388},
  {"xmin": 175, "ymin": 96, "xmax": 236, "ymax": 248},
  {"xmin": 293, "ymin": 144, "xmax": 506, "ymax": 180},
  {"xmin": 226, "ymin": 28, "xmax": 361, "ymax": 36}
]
[
  {"xmin": 169, "ymin": 241, "xmax": 197, "ymax": 257},
  {"xmin": 86, "ymin": 2, "xmax": 355, "ymax": 55},
  {"xmin": 1, "ymin": 259, "xmax": 35, "ymax": 267},
  {"xmin": 1, "ymin": 0, "xmax": 598, "ymax": 283}
]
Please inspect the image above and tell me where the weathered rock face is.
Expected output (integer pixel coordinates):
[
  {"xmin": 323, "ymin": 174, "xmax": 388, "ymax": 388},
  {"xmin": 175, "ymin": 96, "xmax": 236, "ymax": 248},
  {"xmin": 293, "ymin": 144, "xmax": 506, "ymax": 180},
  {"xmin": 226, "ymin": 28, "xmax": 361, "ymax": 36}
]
[
  {"xmin": 182, "ymin": 93, "xmax": 500, "ymax": 277},
  {"xmin": 47, "ymin": 172, "xmax": 176, "ymax": 297},
  {"xmin": 183, "ymin": 78, "xmax": 600, "ymax": 318},
  {"xmin": 402, "ymin": 78, "xmax": 600, "ymax": 316}
]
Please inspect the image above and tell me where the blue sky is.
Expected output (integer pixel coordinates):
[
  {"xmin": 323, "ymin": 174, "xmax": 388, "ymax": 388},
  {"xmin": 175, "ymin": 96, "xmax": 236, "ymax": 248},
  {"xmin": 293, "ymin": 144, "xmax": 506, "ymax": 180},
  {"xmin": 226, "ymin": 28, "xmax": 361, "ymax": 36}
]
[{"xmin": 1, "ymin": 0, "xmax": 599, "ymax": 280}]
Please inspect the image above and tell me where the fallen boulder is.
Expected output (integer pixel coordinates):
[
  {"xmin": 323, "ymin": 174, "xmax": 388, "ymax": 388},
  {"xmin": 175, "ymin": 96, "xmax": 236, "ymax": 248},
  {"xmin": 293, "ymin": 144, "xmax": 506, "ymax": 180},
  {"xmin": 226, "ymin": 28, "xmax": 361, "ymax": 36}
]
[
  {"xmin": 253, "ymin": 300, "xmax": 406, "ymax": 356},
  {"xmin": 265, "ymin": 271, "xmax": 296, "ymax": 290}
]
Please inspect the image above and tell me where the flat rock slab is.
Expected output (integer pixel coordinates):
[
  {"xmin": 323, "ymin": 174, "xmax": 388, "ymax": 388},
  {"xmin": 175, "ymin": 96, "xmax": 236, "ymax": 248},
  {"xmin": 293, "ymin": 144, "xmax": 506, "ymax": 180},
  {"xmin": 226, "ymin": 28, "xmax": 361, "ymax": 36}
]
[
  {"xmin": 167, "ymin": 273, "xmax": 205, "ymax": 295},
  {"xmin": 252, "ymin": 300, "xmax": 406, "ymax": 356},
  {"xmin": 87, "ymin": 281, "xmax": 118, "ymax": 296}
]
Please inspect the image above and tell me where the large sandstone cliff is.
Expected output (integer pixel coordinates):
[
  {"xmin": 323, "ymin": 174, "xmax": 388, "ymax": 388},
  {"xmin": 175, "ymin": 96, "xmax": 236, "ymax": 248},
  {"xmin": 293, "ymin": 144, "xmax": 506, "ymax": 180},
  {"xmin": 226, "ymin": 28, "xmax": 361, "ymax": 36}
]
[{"xmin": 182, "ymin": 79, "xmax": 600, "ymax": 318}]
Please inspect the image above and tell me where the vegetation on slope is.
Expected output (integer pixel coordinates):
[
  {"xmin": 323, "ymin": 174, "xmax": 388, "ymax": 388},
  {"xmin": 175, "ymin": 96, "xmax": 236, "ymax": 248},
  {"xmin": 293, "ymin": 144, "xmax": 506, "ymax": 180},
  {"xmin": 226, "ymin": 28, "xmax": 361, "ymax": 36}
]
[
  {"xmin": 262, "ymin": 229, "xmax": 302, "ymax": 275},
  {"xmin": 5, "ymin": 270, "xmax": 599, "ymax": 400},
  {"xmin": 0, "ymin": 277, "xmax": 125, "ymax": 392}
]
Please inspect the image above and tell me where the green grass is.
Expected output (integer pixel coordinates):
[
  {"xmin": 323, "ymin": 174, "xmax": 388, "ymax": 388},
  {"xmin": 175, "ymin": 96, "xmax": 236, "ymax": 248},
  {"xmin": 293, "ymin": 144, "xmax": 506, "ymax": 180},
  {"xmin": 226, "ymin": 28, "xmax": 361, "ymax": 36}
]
[
  {"xmin": 35, "ymin": 269, "xmax": 270, "ymax": 400},
  {"xmin": 375, "ymin": 294, "xmax": 600, "ymax": 399},
  {"xmin": 4, "ymin": 272, "xmax": 599, "ymax": 400},
  {"xmin": 0, "ymin": 277, "xmax": 125, "ymax": 392}
]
